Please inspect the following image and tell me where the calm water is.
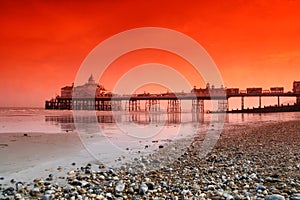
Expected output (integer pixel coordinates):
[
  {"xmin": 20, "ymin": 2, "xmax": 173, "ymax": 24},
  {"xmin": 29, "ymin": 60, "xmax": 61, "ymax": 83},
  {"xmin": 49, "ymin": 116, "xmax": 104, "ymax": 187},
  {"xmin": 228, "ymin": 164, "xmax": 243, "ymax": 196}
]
[
  {"xmin": 0, "ymin": 107, "xmax": 300, "ymax": 134},
  {"xmin": 1, "ymin": 107, "xmax": 300, "ymax": 154}
]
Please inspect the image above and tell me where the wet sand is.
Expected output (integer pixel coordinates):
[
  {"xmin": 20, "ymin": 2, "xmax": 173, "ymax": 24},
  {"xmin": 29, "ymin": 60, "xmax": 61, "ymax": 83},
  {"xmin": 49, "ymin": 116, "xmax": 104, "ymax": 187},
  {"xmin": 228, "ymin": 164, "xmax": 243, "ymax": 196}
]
[{"xmin": 0, "ymin": 132, "xmax": 92, "ymax": 183}]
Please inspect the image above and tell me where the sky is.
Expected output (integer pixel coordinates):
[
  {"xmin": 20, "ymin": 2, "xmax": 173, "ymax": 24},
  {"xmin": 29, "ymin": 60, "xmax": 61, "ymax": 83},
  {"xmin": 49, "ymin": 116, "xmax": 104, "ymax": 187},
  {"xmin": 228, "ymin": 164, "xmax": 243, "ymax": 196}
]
[{"xmin": 0, "ymin": 0, "xmax": 300, "ymax": 107}]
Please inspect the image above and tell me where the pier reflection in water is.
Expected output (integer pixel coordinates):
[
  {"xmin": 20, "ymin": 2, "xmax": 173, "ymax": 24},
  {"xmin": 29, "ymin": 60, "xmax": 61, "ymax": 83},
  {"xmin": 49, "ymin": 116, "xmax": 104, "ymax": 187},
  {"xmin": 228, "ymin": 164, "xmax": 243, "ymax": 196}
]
[
  {"xmin": 127, "ymin": 112, "xmax": 182, "ymax": 125},
  {"xmin": 45, "ymin": 114, "xmax": 119, "ymax": 132},
  {"xmin": 45, "ymin": 112, "xmax": 196, "ymax": 132}
]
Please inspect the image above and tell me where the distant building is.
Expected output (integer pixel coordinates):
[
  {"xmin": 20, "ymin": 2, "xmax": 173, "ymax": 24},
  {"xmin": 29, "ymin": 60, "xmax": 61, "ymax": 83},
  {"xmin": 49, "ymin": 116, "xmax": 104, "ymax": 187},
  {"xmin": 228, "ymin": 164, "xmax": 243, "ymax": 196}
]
[
  {"xmin": 270, "ymin": 87, "xmax": 284, "ymax": 93},
  {"xmin": 246, "ymin": 88, "xmax": 262, "ymax": 94},
  {"xmin": 293, "ymin": 81, "xmax": 300, "ymax": 93},
  {"xmin": 226, "ymin": 88, "xmax": 239, "ymax": 95},
  {"xmin": 60, "ymin": 75, "xmax": 108, "ymax": 98},
  {"xmin": 191, "ymin": 84, "xmax": 226, "ymax": 96},
  {"xmin": 61, "ymin": 85, "xmax": 73, "ymax": 98},
  {"xmin": 293, "ymin": 81, "xmax": 300, "ymax": 104},
  {"xmin": 191, "ymin": 86, "xmax": 208, "ymax": 95}
]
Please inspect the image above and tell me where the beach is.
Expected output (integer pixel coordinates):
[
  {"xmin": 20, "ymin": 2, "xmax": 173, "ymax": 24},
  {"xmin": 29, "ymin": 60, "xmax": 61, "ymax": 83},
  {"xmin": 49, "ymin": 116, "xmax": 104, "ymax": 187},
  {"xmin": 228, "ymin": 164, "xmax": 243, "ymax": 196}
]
[
  {"xmin": 0, "ymin": 119, "xmax": 299, "ymax": 199},
  {"xmin": 0, "ymin": 132, "xmax": 91, "ymax": 184}
]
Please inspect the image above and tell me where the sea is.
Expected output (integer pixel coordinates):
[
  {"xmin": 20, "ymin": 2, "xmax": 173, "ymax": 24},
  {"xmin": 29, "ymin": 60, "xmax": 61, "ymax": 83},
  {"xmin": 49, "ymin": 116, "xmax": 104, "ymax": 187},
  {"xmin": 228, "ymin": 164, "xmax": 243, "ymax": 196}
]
[
  {"xmin": 0, "ymin": 107, "xmax": 299, "ymax": 183},
  {"xmin": 0, "ymin": 107, "xmax": 299, "ymax": 134}
]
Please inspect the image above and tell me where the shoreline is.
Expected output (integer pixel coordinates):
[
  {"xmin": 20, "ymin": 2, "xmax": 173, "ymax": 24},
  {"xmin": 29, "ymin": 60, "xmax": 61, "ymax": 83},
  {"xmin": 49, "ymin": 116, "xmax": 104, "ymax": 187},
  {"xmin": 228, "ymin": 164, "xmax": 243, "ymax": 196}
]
[{"xmin": 0, "ymin": 120, "xmax": 299, "ymax": 199}]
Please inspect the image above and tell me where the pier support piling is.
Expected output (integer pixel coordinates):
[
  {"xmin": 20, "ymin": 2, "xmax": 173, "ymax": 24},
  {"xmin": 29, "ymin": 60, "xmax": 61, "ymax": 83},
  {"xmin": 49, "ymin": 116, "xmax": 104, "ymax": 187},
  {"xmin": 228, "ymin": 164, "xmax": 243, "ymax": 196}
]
[
  {"xmin": 129, "ymin": 100, "xmax": 140, "ymax": 112},
  {"xmin": 192, "ymin": 99, "xmax": 204, "ymax": 113},
  {"xmin": 218, "ymin": 99, "xmax": 228, "ymax": 112},
  {"xmin": 145, "ymin": 100, "xmax": 160, "ymax": 112},
  {"xmin": 241, "ymin": 96, "xmax": 244, "ymax": 110},
  {"xmin": 111, "ymin": 100, "xmax": 122, "ymax": 111},
  {"xmin": 259, "ymin": 96, "xmax": 262, "ymax": 108},
  {"xmin": 167, "ymin": 100, "xmax": 181, "ymax": 113}
]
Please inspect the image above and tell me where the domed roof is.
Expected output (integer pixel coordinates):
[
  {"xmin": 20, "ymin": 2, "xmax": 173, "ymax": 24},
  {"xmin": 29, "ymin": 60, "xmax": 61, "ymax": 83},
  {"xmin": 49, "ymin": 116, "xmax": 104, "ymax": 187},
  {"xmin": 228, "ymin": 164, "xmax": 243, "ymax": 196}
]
[
  {"xmin": 88, "ymin": 74, "xmax": 94, "ymax": 82},
  {"xmin": 88, "ymin": 74, "xmax": 95, "ymax": 84}
]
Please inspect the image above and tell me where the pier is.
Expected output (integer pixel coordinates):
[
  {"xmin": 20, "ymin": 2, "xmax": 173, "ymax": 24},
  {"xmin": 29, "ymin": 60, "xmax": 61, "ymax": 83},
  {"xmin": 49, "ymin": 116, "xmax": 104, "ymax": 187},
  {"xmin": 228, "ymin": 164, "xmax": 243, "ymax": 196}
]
[{"xmin": 45, "ymin": 78, "xmax": 300, "ymax": 113}]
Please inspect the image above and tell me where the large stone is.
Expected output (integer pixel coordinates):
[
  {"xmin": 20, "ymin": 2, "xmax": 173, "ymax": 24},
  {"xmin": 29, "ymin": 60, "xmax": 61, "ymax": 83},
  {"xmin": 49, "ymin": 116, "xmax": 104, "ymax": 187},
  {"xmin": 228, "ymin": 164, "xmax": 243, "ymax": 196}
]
[
  {"xmin": 14, "ymin": 193, "xmax": 22, "ymax": 199},
  {"xmin": 256, "ymin": 185, "xmax": 266, "ymax": 191},
  {"xmin": 146, "ymin": 182, "xmax": 155, "ymax": 190},
  {"xmin": 291, "ymin": 193, "xmax": 300, "ymax": 200},
  {"xmin": 41, "ymin": 194, "xmax": 55, "ymax": 200},
  {"xmin": 139, "ymin": 183, "xmax": 148, "ymax": 195},
  {"xmin": 266, "ymin": 194, "xmax": 285, "ymax": 200},
  {"xmin": 29, "ymin": 187, "xmax": 41, "ymax": 197},
  {"xmin": 115, "ymin": 182, "xmax": 125, "ymax": 193}
]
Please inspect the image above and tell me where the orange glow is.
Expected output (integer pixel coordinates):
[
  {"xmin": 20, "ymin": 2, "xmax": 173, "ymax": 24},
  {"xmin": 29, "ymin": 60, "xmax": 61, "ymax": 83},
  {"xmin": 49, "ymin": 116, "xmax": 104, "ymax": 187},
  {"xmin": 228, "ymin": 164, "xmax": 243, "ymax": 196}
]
[
  {"xmin": 0, "ymin": 1, "xmax": 300, "ymax": 107},
  {"xmin": 99, "ymin": 49, "xmax": 205, "ymax": 93}
]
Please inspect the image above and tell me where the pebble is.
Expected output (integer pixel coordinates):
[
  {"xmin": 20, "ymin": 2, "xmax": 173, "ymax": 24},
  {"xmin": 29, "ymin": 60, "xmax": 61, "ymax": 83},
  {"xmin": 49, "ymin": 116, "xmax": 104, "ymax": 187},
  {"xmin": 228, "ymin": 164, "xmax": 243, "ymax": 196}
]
[
  {"xmin": 29, "ymin": 187, "xmax": 40, "ymax": 197},
  {"xmin": 291, "ymin": 194, "xmax": 300, "ymax": 200},
  {"xmin": 67, "ymin": 170, "xmax": 75, "ymax": 175},
  {"xmin": 256, "ymin": 185, "xmax": 266, "ymax": 191},
  {"xmin": 115, "ymin": 182, "xmax": 125, "ymax": 193},
  {"xmin": 41, "ymin": 194, "xmax": 55, "ymax": 200},
  {"xmin": 106, "ymin": 192, "xmax": 112, "ymax": 198},
  {"xmin": 99, "ymin": 175, "xmax": 105, "ymax": 180},
  {"xmin": 266, "ymin": 194, "xmax": 285, "ymax": 200},
  {"xmin": 127, "ymin": 187, "xmax": 134, "ymax": 193},
  {"xmin": 139, "ymin": 183, "xmax": 148, "ymax": 195},
  {"xmin": 14, "ymin": 193, "xmax": 22, "ymax": 199},
  {"xmin": 243, "ymin": 184, "xmax": 250, "ymax": 189}
]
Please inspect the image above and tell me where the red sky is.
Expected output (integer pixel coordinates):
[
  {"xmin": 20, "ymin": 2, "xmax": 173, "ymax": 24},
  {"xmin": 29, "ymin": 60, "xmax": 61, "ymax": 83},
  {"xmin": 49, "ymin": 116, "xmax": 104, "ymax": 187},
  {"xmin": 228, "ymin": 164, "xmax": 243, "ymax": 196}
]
[{"xmin": 0, "ymin": 0, "xmax": 300, "ymax": 107}]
